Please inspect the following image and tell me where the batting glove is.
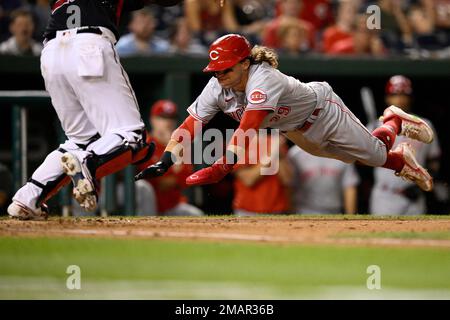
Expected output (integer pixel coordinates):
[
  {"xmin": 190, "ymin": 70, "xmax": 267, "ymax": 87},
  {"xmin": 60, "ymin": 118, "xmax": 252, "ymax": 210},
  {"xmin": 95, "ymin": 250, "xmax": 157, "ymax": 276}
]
[{"xmin": 186, "ymin": 163, "xmax": 234, "ymax": 186}]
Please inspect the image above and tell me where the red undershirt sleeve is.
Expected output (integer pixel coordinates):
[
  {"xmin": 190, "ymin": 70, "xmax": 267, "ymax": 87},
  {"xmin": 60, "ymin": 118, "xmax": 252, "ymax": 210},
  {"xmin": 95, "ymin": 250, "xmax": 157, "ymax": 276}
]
[{"xmin": 224, "ymin": 109, "xmax": 271, "ymax": 164}]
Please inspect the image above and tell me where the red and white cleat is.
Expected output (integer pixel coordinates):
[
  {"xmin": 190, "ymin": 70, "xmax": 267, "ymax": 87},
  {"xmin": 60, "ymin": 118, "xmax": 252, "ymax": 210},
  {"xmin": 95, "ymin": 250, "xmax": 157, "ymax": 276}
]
[
  {"xmin": 393, "ymin": 142, "xmax": 433, "ymax": 192},
  {"xmin": 381, "ymin": 105, "xmax": 434, "ymax": 144},
  {"xmin": 7, "ymin": 201, "xmax": 48, "ymax": 221}
]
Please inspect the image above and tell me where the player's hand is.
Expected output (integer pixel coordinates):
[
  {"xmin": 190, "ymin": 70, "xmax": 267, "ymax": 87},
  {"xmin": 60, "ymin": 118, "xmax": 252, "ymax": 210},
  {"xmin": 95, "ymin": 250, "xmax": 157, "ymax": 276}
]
[
  {"xmin": 186, "ymin": 163, "xmax": 233, "ymax": 186},
  {"xmin": 135, "ymin": 161, "xmax": 168, "ymax": 181}
]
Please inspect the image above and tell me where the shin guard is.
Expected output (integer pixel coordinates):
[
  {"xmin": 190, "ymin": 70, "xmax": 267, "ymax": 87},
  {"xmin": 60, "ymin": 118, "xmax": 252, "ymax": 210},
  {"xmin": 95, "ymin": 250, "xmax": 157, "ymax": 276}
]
[
  {"xmin": 88, "ymin": 141, "xmax": 155, "ymax": 180},
  {"xmin": 33, "ymin": 175, "xmax": 71, "ymax": 208}
]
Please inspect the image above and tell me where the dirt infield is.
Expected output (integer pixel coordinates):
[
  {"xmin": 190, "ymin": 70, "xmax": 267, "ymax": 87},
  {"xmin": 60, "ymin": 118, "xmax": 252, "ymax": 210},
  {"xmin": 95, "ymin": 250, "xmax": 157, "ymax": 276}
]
[{"xmin": 1, "ymin": 216, "xmax": 450, "ymax": 248}]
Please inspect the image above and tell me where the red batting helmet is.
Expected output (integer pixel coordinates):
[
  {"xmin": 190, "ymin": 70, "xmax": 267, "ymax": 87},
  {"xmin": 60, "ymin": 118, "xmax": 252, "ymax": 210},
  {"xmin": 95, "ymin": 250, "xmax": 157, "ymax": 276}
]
[
  {"xmin": 385, "ymin": 75, "xmax": 413, "ymax": 96},
  {"xmin": 203, "ymin": 34, "xmax": 252, "ymax": 72},
  {"xmin": 150, "ymin": 100, "xmax": 178, "ymax": 118}
]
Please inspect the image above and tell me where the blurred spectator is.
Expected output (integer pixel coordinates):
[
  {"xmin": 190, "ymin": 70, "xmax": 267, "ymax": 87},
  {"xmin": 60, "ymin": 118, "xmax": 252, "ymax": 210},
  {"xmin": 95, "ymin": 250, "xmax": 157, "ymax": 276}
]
[
  {"xmin": 168, "ymin": 17, "xmax": 207, "ymax": 55},
  {"xmin": 233, "ymin": 132, "xmax": 292, "ymax": 216},
  {"xmin": 262, "ymin": 0, "xmax": 315, "ymax": 51},
  {"xmin": 0, "ymin": 163, "xmax": 13, "ymax": 213},
  {"xmin": 277, "ymin": 17, "xmax": 310, "ymax": 55},
  {"xmin": 408, "ymin": 4, "xmax": 435, "ymax": 37},
  {"xmin": 353, "ymin": 13, "xmax": 385, "ymax": 55},
  {"xmin": 148, "ymin": 1, "xmax": 184, "ymax": 38},
  {"xmin": 322, "ymin": 0, "xmax": 356, "ymax": 53},
  {"xmin": 377, "ymin": 0, "xmax": 413, "ymax": 53},
  {"xmin": 288, "ymin": 145, "xmax": 360, "ymax": 215},
  {"xmin": 431, "ymin": 0, "xmax": 450, "ymax": 31},
  {"xmin": 116, "ymin": 8, "xmax": 169, "ymax": 57},
  {"xmin": 299, "ymin": 0, "xmax": 335, "ymax": 32},
  {"xmin": 368, "ymin": 75, "xmax": 441, "ymax": 215},
  {"xmin": 232, "ymin": 0, "xmax": 275, "ymax": 43},
  {"xmin": 407, "ymin": 3, "xmax": 450, "ymax": 57},
  {"xmin": 184, "ymin": 0, "xmax": 239, "ymax": 45},
  {"xmin": 0, "ymin": 8, "xmax": 42, "ymax": 56},
  {"xmin": 0, "ymin": 0, "xmax": 23, "ymax": 41},
  {"xmin": 425, "ymin": 0, "xmax": 450, "ymax": 57},
  {"xmin": 137, "ymin": 100, "xmax": 204, "ymax": 216},
  {"xmin": 322, "ymin": 0, "xmax": 385, "ymax": 56},
  {"xmin": 275, "ymin": 0, "xmax": 335, "ymax": 32},
  {"xmin": 23, "ymin": 0, "xmax": 50, "ymax": 42}
]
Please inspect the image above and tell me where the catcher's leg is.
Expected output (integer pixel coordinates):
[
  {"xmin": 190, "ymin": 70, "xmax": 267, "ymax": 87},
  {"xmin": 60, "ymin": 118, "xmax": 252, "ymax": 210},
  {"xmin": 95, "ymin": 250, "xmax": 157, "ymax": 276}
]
[
  {"xmin": 61, "ymin": 129, "xmax": 154, "ymax": 211},
  {"xmin": 8, "ymin": 140, "xmax": 87, "ymax": 220},
  {"xmin": 89, "ymin": 131, "xmax": 155, "ymax": 179}
]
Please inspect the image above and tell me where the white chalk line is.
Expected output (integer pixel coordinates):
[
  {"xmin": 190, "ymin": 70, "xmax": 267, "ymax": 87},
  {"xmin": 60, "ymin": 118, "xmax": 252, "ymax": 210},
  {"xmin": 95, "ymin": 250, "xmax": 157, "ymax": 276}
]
[{"xmin": 1, "ymin": 277, "xmax": 450, "ymax": 300}]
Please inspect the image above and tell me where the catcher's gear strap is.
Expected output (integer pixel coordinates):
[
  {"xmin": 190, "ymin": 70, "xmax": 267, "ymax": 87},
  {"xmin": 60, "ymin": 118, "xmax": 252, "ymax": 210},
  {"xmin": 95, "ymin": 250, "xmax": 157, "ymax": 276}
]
[
  {"xmin": 59, "ymin": 134, "xmax": 100, "ymax": 153},
  {"xmin": 32, "ymin": 175, "xmax": 71, "ymax": 207},
  {"xmin": 87, "ymin": 141, "xmax": 155, "ymax": 180},
  {"xmin": 76, "ymin": 133, "xmax": 101, "ymax": 150},
  {"xmin": 132, "ymin": 141, "xmax": 155, "ymax": 165}
]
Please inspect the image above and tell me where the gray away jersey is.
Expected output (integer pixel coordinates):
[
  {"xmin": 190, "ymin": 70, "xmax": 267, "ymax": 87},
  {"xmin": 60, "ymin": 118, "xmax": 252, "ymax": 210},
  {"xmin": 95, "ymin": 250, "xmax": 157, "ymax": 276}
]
[{"xmin": 187, "ymin": 62, "xmax": 319, "ymax": 131}]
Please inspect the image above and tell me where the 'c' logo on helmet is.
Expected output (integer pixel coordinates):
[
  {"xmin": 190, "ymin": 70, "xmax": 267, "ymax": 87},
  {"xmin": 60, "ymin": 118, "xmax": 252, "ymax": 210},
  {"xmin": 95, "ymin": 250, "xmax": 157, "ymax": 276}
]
[{"xmin": 210, "ymin": 50, "xmax": 219, "ymax": 60}]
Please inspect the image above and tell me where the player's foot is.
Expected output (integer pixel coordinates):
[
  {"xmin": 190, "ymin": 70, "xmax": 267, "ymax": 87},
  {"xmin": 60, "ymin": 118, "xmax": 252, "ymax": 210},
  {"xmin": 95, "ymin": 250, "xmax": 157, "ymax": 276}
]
[
  {"xmin": 61, "ymin": 152, "xmax": 98, "ymax": 212},
  {"xmin": 7, "ymin": 201, "xmax": 48, "ymax": 221},
  {"xmin": 393, "ymin": 142, "xmax": 433, "ymax": 192},
  {"xmin": 381, "ymin": 105, "xmax": 434, "ymax": 143}
]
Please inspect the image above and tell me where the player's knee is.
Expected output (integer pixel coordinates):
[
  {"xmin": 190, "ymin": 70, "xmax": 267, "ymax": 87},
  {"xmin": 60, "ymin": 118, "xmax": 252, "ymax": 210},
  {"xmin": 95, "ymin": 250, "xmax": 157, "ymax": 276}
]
[
  {"xmin": 58, "ymin": 140, "xmax": 84, "ymax": 152},
  {"xmin": 59, "ymin": 133, "xmax": 101, "ymax": 152},
  {"xmin": 113, "ymin": 128, "xmax": 145, "ymax": 149}
]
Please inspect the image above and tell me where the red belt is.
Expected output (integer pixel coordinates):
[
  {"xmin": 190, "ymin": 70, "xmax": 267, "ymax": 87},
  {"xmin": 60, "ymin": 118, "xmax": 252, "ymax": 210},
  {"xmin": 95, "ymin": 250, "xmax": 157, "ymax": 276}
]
[{"xmin": 297, "ymin": 108, "xmax": 321, "ymax": 133}]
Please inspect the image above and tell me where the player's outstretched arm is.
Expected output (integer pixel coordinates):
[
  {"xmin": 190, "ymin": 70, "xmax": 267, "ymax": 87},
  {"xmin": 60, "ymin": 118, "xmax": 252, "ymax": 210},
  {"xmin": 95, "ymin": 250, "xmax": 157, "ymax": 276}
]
[
  {"xmin": 135, "ymin": 115, "xmax": 201, "ymax": 180},
  {"xmin": 186, "ymin": 109, "xmax": 270, "ymax": 186}
]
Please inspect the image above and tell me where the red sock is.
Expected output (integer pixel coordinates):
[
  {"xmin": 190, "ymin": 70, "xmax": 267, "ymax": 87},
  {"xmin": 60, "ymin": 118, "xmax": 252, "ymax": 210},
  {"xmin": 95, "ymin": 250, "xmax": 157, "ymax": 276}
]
[
  {"xmin": 372, "ymin": 124, "xmax": 397, "ymax": 151},
  {"xmin": 383, "ymin": 150, "xmax": 405, "ymax": 172},
  {"xmin": 383, "ymin": 116, "xmax": 402, "ymax": 134}
]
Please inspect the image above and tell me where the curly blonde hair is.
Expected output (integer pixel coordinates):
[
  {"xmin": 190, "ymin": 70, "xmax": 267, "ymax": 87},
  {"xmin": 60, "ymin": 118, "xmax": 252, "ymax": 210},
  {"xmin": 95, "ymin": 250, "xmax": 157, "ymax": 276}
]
[{"xmin": 250, "ymin": 45, "xmax": 279, "ymax": 69}]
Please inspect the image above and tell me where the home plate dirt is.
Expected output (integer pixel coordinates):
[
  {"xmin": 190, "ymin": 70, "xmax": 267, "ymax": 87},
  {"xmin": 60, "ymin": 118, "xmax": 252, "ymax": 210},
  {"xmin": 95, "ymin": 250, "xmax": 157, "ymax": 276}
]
[{"xmin": 1, "ymin": 217, "xmax": 450, "ymax": 248}]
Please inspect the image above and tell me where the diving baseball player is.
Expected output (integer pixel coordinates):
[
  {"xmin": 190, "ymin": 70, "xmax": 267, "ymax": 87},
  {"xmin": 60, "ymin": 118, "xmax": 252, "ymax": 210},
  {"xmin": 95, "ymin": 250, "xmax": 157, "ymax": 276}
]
[
  {"xmin": 135, "ymin": 34, "xmax": 435, "ymax": 196},
  {"xmin": 8, "ymin": 0, "xmax": 182, "ymax": 220},
  {"xmin": 368, "ymin": 75, "xmax": 441, "ymax": 215}
]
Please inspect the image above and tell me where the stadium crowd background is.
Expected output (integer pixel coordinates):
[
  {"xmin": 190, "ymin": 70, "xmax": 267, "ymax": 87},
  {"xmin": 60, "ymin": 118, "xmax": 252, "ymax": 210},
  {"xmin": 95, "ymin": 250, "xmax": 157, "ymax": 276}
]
[
  {"xmin": 0, "ymin": 0, "xmax": 449, "ymax": 216},
  {"xmin": 1, "ymin": 0, "xmax": 450, "ymax": 58}
]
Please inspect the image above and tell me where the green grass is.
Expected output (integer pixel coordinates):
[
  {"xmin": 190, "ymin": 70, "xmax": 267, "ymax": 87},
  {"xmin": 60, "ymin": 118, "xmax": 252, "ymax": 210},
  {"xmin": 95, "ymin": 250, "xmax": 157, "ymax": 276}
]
[
  {"xmin": 336, "ymin": 231, "xmax": 450, "ymax": 240},
  {"xmin": 0, "ymin": 237, "xmax": 449, "ymax": 299}
]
